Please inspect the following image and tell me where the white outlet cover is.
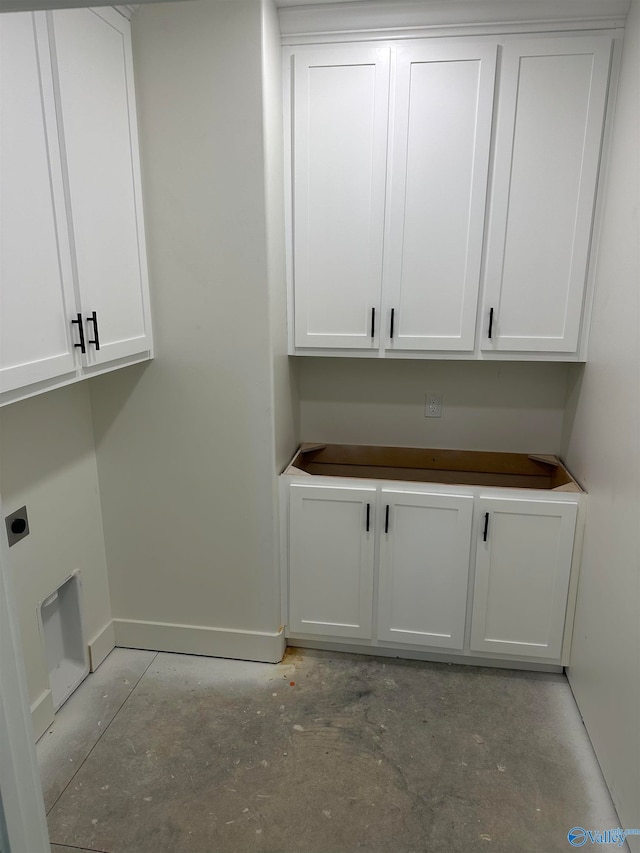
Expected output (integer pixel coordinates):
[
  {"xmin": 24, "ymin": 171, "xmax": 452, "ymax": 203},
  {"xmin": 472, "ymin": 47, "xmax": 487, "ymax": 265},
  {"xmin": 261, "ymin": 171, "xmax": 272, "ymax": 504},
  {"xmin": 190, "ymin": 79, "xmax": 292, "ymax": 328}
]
[{"xmin": 425, "ymin": 393, "xmax": 442, "ymax": 418}]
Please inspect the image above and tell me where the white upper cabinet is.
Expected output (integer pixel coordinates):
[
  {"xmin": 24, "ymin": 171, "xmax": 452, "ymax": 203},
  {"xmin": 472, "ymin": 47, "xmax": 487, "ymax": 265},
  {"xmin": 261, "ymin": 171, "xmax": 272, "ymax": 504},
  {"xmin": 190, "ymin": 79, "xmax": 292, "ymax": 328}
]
[
  {"xmin": 0, "ymin": 8, "xmax": 151, "ymax": 407},
  {"xmin": 481, "ymin": 36, "xmax": 612, "ymax": 353},
  {"xmin": 286, "ymin": 31, "xmax": 615, "ymax": 360},
  {"xmin": 384, "ymin": 42, "xmax": 496, "ymax": 352},
  {"xmin": 0, "ymin": 13, "xmax": 76, "ymax": 395},
  {"xmin": 50, "ymin": 7, "xmax": 151, "ymax": 367},
  {"xmin": 291, "ymin": 46, "xmax": 390, "ymax": 349}
]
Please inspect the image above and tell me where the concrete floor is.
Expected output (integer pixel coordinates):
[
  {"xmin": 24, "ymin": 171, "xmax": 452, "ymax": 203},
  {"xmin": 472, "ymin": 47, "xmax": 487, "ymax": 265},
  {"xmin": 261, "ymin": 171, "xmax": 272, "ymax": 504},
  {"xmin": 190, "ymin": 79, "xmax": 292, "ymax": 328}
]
[{"xmin": 38, "ymin": 647, "xmax": 624, "ymax": 853}]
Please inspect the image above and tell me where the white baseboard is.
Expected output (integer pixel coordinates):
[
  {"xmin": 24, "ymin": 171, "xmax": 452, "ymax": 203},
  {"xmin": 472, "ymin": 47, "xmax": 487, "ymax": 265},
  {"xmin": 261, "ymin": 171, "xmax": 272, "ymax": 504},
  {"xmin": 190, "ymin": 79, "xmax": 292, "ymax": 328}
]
[
  {"xmin": 88, "ymin": 620, "xmax": 116, "ymax": 672},
  {"xmin": 31, "ymin": 689, "xmax": 54, "ymax": 742},
  {"xmin": 113, "ymin": 619, "xmax": 286, "ymax": 664},
  {"xmin": 288, "ymin": 637, "xmax": 563, "ymax": 673}
]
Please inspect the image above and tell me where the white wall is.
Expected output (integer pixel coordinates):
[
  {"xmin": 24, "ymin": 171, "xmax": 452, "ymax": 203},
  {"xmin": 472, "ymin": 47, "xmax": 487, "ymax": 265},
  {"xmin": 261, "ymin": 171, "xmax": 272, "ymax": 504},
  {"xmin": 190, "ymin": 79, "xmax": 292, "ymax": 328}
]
[
  {"xmin": 89, "ymin": 0, "xmax": 297, "ymax": 660},
  {"xmin": 262, "ymin": 0, "xmax": 299, "ymax": 473},
  {"xmin": 0, "ymin": 385, "xmax": 111, "ymax": 737},
  {"xmin": 262, "ymin": 0, "xmax": 300, "ymax": 620},
  {"xmin": 0, "ymin": 490, "xmax": 49, "ymax": 853},
  {"xmin": 562, "ymin": 3, "xmax": 640, "ymax": 845},
  {"xmin": 297, "ymin": 359, "xmax": 569, "ymax": 453}
]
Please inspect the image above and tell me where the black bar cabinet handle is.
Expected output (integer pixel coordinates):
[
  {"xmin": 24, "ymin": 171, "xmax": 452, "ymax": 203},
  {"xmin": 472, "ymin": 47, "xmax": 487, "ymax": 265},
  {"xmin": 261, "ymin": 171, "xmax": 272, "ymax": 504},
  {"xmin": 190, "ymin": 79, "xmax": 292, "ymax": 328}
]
[
  {"xmin": 370, "ymin": 307, "xmax": 376, "ymax": 339},
  {"xmin": 390, "ymin": 308, "xmax": 395, "ymax": 340},
  {"xmin": 483, "ymin": 512, "xmax": 489, "ymax": 542},
  {"xmin": 488, "ymin": 307, "xmax": 494, "ymax": 340},
  {"xmin": 365, "ymin": 503, "xmax": 370, "ymax": 532},
  {"xmin": 385, "ymin": 504, "xmax": 390, "ymax": 534},
  {"xmin": 87, "ymin": 311, "xmax": 101, "ymax": 351},
  {"xmin": 72, "ymin": 313, "xmax": 86, "ymax": 354}
]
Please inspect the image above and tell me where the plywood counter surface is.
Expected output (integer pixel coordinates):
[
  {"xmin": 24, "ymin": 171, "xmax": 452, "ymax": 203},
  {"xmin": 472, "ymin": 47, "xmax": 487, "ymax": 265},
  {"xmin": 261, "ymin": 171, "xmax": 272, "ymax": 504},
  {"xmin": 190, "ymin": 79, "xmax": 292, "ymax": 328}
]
[{"xmin": 284, "ymin": 444, "xmax": 583, "ymax": 493}]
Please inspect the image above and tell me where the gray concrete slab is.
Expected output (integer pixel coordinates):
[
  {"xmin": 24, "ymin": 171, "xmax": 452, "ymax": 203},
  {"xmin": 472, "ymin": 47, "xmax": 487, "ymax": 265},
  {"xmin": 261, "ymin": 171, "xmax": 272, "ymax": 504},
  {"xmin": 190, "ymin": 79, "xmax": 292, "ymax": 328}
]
[
  {"xmin": 46, "ymin": 648, "xmax": 624, "ymax": 853},
  {"xmin": 51, "ymin": 846, "xmax": 107, "ymax": 853},
  {"xmin": 38, "ymin": 648, "xmax": 157, "ymax": 812}
]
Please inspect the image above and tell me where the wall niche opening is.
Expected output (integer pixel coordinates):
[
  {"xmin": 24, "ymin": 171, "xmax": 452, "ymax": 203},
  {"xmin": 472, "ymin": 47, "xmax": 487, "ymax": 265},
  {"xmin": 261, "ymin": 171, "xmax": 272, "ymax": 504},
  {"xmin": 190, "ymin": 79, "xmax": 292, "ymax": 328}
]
[{"xmin": 39, "ymin": 573, "xmax": 89, "ymax": 711}]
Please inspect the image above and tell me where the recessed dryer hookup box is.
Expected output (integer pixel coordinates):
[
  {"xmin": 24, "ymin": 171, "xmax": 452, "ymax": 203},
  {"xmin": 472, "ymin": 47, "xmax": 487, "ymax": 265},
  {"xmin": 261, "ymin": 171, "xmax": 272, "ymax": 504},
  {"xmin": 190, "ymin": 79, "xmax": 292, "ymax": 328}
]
[{"xmin": 39, "ymin": 573, "xmax": 89, "ymax": 711}]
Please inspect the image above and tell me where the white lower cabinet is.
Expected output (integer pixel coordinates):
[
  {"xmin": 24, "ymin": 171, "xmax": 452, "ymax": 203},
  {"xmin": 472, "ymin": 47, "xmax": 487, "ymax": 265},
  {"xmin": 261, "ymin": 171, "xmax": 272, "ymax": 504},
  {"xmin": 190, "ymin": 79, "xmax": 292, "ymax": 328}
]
[
  {"xmin": 288, "ymin": 484, "xmax": 375, "ymax": 639},
  {"xmin": 285, "ymin": 480, "xmax": 580, "ymax": 667},
  {"xmin": 377, "ymin": 490, "xmax": 473, "ymax": 649},
  {"xmin": 470, "ymin": 497, "xmax": 578, "ymax": 660}
]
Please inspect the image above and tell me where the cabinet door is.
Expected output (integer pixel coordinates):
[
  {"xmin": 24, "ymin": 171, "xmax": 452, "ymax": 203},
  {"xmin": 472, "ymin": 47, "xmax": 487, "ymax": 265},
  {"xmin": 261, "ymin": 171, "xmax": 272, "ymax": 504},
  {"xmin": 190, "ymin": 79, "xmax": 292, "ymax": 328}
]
[
  {"xmin": 0, "ymin": 13, "xmax": 77, "ymax": 396},
  {"xmin": 50, "ymin": 8, "xmax": 152, "ymax": 366},
  {"xmin": 377, "ymin": 490, "xmax": 473, "ymax": 649},
  {"xmin": 288, "ymin": 484, "xmax": 375, "ymax": 639},
  {"xmin": 470, "ymin": 497, "xmax": 577, "ymax": 659},
  {"xmin": 384, "ymin": 42, "xmax": 496, "ymax": 352},
  {"xmin": 291, "ymin": 46, "xmax": 390, "ymax": 349},
  {"xmin": 482, "ymin": 37, "xmax": 612, "ymax": 353}
]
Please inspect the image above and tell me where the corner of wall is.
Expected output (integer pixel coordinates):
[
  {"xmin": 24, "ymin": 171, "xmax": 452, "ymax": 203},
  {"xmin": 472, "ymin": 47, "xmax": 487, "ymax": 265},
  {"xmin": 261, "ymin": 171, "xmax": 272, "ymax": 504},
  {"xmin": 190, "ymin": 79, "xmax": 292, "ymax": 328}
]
[
  {"xmin": 261, "ymin": 0, "xmax": 300, "ymax": 475},
  {"xmin": 559, "ymin": 363, "xmax": 586, "ymax": 461}
]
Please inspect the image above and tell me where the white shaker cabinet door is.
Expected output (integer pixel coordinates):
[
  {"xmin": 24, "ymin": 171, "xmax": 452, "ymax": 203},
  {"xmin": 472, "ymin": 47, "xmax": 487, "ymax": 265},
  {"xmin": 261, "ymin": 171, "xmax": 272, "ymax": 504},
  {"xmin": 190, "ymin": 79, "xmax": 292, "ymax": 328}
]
[
  {"xmin": 50, "ymin": 7, "xmax": 151, "ymax": 366},
  {"xmin": 288, "ymin": 484, "xmax": 376, "ymax": 639},
  {"xmin": 0, "ymin": 13, "xmax": 77, "ymax": 395},
  {"xmin": 384, "ymin": 42, "xmax": 496, "ymax": 352},
  {"xmin": 482, "ymin": 37, "xmax": 612, "ymax": 353},
  {"xmin": 377, "ymin": 491, "xmax": 473, "ymax": 649},
  {"xmin": 470, "ymin": 497, "xmax": 578, "ymax": 659},
  {"xmin": 291, "ymin": 46, "xmax": 390, "ymax": 349}
]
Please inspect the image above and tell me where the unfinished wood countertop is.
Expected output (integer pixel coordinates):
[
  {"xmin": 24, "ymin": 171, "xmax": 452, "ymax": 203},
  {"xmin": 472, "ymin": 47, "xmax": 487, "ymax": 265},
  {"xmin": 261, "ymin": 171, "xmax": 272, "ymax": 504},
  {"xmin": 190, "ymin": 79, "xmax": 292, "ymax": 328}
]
[{"xmin": 283, "ymin": 444, "xmax": 583, "ymax": 492}]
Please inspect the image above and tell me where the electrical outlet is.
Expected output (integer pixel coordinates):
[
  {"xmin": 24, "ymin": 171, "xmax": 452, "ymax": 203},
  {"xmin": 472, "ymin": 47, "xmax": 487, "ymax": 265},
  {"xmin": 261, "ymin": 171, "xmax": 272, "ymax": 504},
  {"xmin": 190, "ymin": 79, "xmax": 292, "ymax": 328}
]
[{"xmin": 425, "ymin": 393, "xmax": 442, "ymax": 418}]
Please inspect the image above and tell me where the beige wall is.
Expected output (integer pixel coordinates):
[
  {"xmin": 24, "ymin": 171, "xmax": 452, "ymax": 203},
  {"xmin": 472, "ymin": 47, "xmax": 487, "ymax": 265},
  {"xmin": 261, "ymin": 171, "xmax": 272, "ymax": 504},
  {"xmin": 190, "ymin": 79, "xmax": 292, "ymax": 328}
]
[
  {"xmin": 562, "ymin": 4, "xmax": 640, "ymax": 846},
  {"xmin": 89, "ymin": 0, "xmax": 296, "ymax": 645},
  {"xmin": 297, "ymin": 358, "xmax": 570, "ymax": 454},
  {"xmin": 0, "ymin": 385, "xmax": 111, "ymax": 717}
]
